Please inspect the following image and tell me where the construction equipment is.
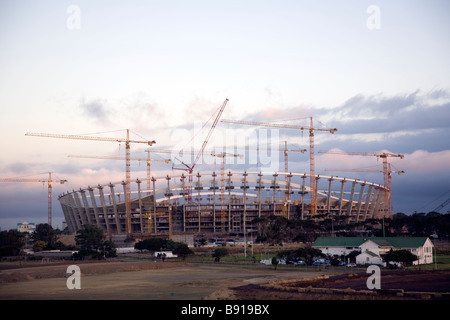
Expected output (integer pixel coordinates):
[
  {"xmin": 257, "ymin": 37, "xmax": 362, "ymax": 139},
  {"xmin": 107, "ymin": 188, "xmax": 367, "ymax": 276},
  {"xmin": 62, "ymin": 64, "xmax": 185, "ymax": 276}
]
[
  {"xmin": 172, "ymin": 99, "xmax": 229, "ymax": 201},
  {"xmin": 68, "ymin": 153, "xmax": 171, "ymax": 195},
  {"xmin": 432, "ymin": 197, "xmax": 450, "ymax": 213},
  {"xmin": 245, "ymin": 142, "xmax": 307, "ymax": 173},
  {"xmin": 0, "ymin": 172, "xmax": 67, "ymax": 227},
  {"xmin": 25, "ymin": 129, "xmax": 156, "ymax": 234},
  {"xmin": 242, "ymin": 142, "xmax": 306, "ymax": 202},
  {"xmin": 221, "ymin": 117, "xmax": 337, "ymax": 217},
  {"xmin": 320, "ymin": 150, "xmax": 404, "ymax": 218},
  {"xmin": 211, "ymin": 151, "xmax": 243, "ymax": 207}
]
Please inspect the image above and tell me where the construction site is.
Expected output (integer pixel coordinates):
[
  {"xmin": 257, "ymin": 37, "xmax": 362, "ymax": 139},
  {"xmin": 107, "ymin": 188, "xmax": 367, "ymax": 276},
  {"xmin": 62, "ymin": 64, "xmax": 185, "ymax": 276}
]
[
  {"xmin": 58, "ymin": 171, "xmax": 390, "ymax": 239},
  {"xmin": 31, "ymin": 99, "xmax": 403, "ymax": 241}
]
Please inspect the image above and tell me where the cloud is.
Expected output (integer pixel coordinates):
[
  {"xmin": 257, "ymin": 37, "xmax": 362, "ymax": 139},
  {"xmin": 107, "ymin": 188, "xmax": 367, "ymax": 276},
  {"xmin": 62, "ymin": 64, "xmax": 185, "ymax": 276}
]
[
  {"xmin": 80, "ymin": 98, "xmax": 112, "ymax": 126},
  {"xmin": 318, "ymin": 89, "xmax": 450, "ymax": 134}
]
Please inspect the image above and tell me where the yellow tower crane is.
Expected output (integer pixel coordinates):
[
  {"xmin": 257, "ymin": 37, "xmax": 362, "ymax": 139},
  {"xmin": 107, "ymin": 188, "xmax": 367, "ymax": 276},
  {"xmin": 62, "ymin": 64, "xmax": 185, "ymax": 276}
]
[
  {"xmin": 25, "ymin": 130, "xmax": 156, "ymax": 235},
  {"xmin": 0, "ymin": 172, "xmax": 68, "ymax": 227},
  {"xmin": 221, "ymin": 117, "xmax": 337, "ymax": 217}
]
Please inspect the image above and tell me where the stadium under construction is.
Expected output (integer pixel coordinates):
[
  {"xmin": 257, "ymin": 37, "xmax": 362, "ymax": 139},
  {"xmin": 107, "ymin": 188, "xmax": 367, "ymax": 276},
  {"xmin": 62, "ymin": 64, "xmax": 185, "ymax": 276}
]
[{"xmin": 58, "ymin": 171, "xmax": 390, "ymax": 238}]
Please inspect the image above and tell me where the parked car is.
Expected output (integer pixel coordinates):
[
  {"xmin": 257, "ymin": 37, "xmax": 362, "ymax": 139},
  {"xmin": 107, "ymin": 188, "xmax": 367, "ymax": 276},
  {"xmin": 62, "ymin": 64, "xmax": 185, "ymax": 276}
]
[
  {"xmin": 313, "ymin": 260, "xmax": 331, "ymax": 266},
  {"xmin": 294, "ymin": 260, "xmax": 307, "ymax": 266},
  {"xmin": 346, "ymin": 263, "xmax": 357, "ymax": 267}
]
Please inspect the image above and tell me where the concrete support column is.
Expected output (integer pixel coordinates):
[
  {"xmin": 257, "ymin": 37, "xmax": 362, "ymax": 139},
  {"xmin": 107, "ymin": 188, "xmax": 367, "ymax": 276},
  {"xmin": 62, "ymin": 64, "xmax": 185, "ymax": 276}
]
[
  {"xmin": 242, "ymin": 171, "xmax": 248, "ymax": 235},
  {"xmin": 300, "ymin": 174, "xmax": 307, "ymax": 220},
  {"xmin": 227, "ymin": 171, "xmax": 233, "ymax": 231},
  {"xmin": 355, "ymin": 183, "xmax": 366, "ymax": 222},
  {"xmin": 109, "ymin": 183, "xmax": 122, "ymax": 234},
  {"xmin": 211, "ymin": 172, "xmax": 217, "ymax": 232},
  {"xmin": 362, "ymin": 184, "xmax": 374, "ymax": 221},
  {"xmin": 88, "ymin": 187, "xmax": 101, "ymax": 229},
  {"xmin": 196, "ymin": 173, "xmax": 201, "ymax": 233},
  {"xmin": 72, "ymin": 191, "xmax": 87, "ymax": 226},
  {"xmin": 327, "ymin": 177, "xmax": 333, "ymax": 214},
  {"xmin": 272, "ymin": 173, "xmax": 278, "ymax": 215},
  {"xmin": 136, "ymin": 179, "xmax": 144, "ymax": 234},
  {"xmin": 69, "ymin": 193, "xmax": 82, "ymax": 231},
  {"xmin": 152, "ymin": 177, "xmax": 157, "ymax": 234},
  {"xmin": 98, "ymin": 185, "xmax": 111, "ymax": 235},
  {"xmin": 370, "ymin": 187, "xmax": 382, "ymax": 219},
  {"xmin": 338, "ymin": 179, "xmax": 346, "ymax": 216},
  {"xmin": 60, "ymin": 195, "xmax": 77, "ymax": 233},
  {"xmin": 286, "ymin": 173, "xmax": 293, "ymax": 219},
  {"xmin": 180, "ymin": 174, "xmax": 186, "ymax": 233},
  {"xmin": 257, "ymin": 172, "xmax": 263, "ymax": 218},
  {"xmin": 80, "ymin": 189, "xmax": 93, "ymax": 225},
  {"xmin": 346, "ymin": 181, "xmax": 357, "ymax": 223},
  {"xmin": 313, "ymin": 176, "xmax": 320, "ymax": 216}
]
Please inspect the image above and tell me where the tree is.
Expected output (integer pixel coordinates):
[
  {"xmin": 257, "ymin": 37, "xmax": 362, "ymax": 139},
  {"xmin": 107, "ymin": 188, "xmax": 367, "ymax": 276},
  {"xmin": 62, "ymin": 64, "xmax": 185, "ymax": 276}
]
[
  {"xmin": 212, "ymin": 247, "xmax": 229, "ymax": 262},
  {"xmin": 33, "ymin": 241, "xmax": 48, "ymax": 252},
  {"xmin": 277, "ymin": 247, "xmax": 325, "ymax": 265},
  {"xmin": 101, "ymin": 240, "xmax": 117, "ymax": 258},
  {"xmin": 135, "ymin": 238, "xmax": 168, "ymax": 251},
  {"xmin": 383, "ymin": 249, "xmax": 418, "ymax": 267},
  {"xmin": 173, "ymin": 243, "xmax": 193, "ymax": 260},
  {"xmin": 0, "ymin": 230, "xmax": 25, "ymax": 257},
  {"xmin": 74, "ymin": 225, "xmax": 111, "ymax": 259},
  {"xmin": 271, "ymin": 256, "xmax": 279, "ymax": 270},
  {"xmin": 75, "ymin": 224, "xmax": 105, "ymax": 251},
  {"xmin": 32, "ymin": 223, "xmax": 57, "ymax": 248}
]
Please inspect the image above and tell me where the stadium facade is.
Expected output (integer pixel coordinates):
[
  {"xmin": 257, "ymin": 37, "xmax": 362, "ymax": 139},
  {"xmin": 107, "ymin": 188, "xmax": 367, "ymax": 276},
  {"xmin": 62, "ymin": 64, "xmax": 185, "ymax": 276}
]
[{"xmin": 58, "ymin": 171, "xmax": 389, "ymax": 237}]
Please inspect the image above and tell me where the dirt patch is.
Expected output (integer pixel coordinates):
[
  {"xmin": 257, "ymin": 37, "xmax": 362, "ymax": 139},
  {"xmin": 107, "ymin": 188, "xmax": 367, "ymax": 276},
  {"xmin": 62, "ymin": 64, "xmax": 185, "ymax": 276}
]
[
  {"xmin": 0, "ymin": 261, "xmax": 326, "ymax": 300},
  {"xmin": 231, "ymin": 270, "xmax": 450, "ymax": 300},
  {"xmin": 0, "ymin": 260, "xmax": 187, "ymax": 284}
]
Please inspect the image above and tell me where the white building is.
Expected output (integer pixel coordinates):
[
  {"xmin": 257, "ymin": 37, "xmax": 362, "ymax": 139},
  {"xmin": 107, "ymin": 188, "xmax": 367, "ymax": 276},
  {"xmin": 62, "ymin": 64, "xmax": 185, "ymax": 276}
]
[
  {"xmin": 17, "ymin": 222, "xmax": 36, "ymax": 234},
  {"xmin": 313, "ymin": 237, "xmax": 434, "ymax": 266},
  {"xmin": 154, "ymin": 251, "xmax": 177, "ymax": 258}
]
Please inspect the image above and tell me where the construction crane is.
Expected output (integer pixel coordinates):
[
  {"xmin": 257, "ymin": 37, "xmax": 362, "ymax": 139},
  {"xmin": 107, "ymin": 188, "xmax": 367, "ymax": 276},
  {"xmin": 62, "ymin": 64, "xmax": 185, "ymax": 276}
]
[
  {"xmin": 0, "ymin": 172, "xmax": 68, "ymax": 227},
  {"xmin": 242, "ymin": 142, "xmax": 306, "ymax": 202},
  {"xmin": 432, "ymin": 198, "xmax": 450, "ymax": 213},
  {"xmin": 173, "ymin": 98, "xmax": 229, "ymax": 201},
  {"xmin": 221, "ymin": 117, "xmax": 337, "ymax": 217},
  {"xmin": 68, "ymin": 152, "xmax": 171, "ymax": 195},
  {"xmin": 320, "ymin": 150, "xmax": 404, "ymax": 218},
  {"xmin": 211, "ymin": 151, "xmax": 243, "ymax": 204},
  {"xmin": 25, "ymin": 129, "xmax": 156, "ymax": 234},
  {"xmin": 325, "ymin": 167, "xmax": 405, "ymax": 217},
  {"xmin": 245, "ymin": 142, "xmax": 307, "ymax": 174}
]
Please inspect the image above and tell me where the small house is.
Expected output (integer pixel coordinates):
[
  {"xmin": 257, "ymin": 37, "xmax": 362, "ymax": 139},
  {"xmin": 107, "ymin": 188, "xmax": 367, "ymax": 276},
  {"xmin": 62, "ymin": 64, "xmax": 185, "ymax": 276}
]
[{"xmin": 313, "ymin": 237, "xmax": 434, "ymax": 265}]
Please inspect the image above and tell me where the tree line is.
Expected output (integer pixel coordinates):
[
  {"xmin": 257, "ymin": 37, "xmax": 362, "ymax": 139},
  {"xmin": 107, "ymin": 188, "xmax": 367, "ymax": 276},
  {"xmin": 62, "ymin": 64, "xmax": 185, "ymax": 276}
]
[{"xmin": 252, "ymin": 211, "xmax": 450, "ymax": 244}]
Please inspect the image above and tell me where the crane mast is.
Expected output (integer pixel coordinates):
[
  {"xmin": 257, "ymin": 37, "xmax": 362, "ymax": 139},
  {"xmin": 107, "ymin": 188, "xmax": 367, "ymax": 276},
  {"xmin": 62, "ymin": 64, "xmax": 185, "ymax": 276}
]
[
  {"xmin": 0, "ymin": 172, "xmax": 67, "ymax": 227},
  {"xmin": 221, "ymin": 116, "xmax": 337, "ymax": 218},
  {"xmin": 174, "ymin": 99, "xmax": 228, "ymax": 202},
  {"xmin": 319, "ymin": 150, "xmax": 404, "ymax": 218},
  {"xmin": 26, "ymin": 130, "xmax": 156, "ymax": 234}
]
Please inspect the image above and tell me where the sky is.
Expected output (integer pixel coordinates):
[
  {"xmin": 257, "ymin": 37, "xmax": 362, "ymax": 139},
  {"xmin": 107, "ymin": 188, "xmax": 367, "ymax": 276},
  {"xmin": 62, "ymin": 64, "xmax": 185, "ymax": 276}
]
[{"xmin": 0, "ymin": 0, "xmax": 449, "ymax": 231}]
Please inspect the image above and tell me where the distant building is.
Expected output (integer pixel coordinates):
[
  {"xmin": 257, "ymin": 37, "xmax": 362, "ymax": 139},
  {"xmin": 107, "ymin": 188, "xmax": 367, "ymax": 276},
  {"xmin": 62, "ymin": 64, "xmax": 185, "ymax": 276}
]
[
  {"xmin": 17, "ymin": 222, "xmax": 36, "ymax": 234},
  {"xmin": 313, "ymin": 237, "xmax": 434, "ymax": 265}
]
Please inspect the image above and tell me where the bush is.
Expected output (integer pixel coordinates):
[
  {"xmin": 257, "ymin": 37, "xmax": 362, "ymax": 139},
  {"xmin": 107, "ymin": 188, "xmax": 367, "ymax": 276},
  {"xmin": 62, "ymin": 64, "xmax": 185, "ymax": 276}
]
[{"xmin": 212, "ymin": 247, "xmax": 229, "ymax": 262}]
